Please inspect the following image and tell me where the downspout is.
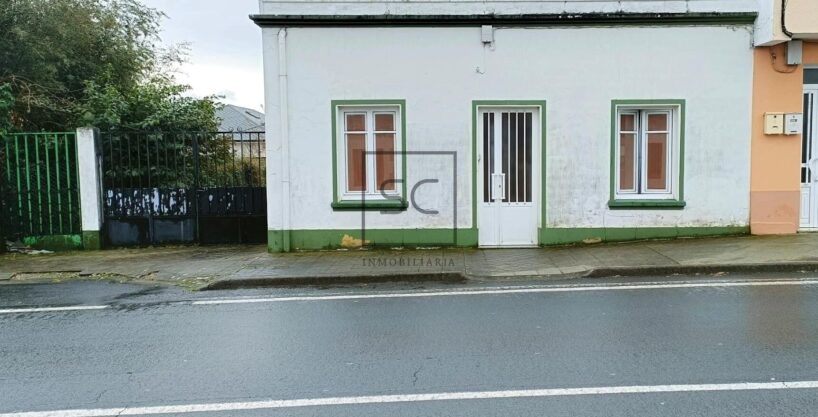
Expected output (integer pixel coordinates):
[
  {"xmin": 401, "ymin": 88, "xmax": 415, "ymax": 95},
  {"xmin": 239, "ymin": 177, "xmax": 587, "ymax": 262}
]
[{"xmin": 278, "ymin": 28, "xmax": 291, "ymax": 251}]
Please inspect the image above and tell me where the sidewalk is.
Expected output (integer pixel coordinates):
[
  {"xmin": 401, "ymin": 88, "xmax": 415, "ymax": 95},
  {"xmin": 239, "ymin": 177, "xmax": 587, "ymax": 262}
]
[{"xmin": 2, "ymin": 234, "xmax": 818, "ymax": 290}]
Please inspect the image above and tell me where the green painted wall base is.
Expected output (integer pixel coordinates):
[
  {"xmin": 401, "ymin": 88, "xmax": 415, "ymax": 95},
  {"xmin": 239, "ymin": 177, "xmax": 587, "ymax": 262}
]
[
  {"xmin": 81, "ymin": 231, "xmax": 102, "ymax": 250},
  {"xmin": 267, "ymin": 230, "xmax": 288, "ymax": 253},
  {"xmin": 268, "ymin": 226, "xmax": 748, "ymax": 251},
  {"xmin": 539, "ymin": 226, "xmax": 749, "ymax": 245},
  {"xmin": 22, "ymin": 234, "xmax": 83, "ymax": 251},
  {"xmin": 268, "ymin": 229, "xmax": 478, "ymax": 252}
]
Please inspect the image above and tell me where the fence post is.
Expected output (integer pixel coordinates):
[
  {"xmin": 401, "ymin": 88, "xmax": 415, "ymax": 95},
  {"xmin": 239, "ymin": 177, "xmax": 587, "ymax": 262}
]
[
  {"xmin": 0, "ymin": 155, "xmax": 4, "ymax": 253},
  {"xmin": 77, "ymin": 127, "xmax": 103, "ymax": 249}
]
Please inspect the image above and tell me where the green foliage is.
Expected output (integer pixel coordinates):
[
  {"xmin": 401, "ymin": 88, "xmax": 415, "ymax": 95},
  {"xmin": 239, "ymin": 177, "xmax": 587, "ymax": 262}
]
[
  {"xmin": 104, "ymin": 132, "xmax": 265, "ymax": 190},
  {"xmin": 0, "ymin": 0, "xmax": 218, "ymax": 132},
  {"xmin": 0, "ymin": 83, "xmax": 13, "ymax": 134}
]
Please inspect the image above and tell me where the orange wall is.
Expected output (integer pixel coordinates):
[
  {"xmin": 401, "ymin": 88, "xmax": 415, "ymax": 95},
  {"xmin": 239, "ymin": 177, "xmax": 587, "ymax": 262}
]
[
  {"xmin": 750, "ymin": 44, "xmax": 805, "ymax": 234},
  {"xmin": 806, "ymin": 41, "xmax": 818, "ymax": 64}
]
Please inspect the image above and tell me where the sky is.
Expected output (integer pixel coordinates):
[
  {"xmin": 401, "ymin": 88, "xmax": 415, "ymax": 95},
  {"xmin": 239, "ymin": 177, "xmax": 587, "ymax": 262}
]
[{"xmin": 140, "ymin": 0, "xmax": 264, "ymax": 111}]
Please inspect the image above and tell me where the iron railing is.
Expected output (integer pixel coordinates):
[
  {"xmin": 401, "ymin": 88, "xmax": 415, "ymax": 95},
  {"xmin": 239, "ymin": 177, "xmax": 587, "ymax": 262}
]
[
  {"xmin": 0, "ymin": 132, "xmax": 81, "ymax": 239},
  {"xmin": 101, "ymin": 131, "xmax": 267, "ymax": 245}
]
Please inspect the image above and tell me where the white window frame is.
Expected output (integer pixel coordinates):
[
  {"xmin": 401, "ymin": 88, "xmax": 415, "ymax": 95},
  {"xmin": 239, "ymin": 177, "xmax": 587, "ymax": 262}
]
[
  {"xmin": 335, "ymin": 105, "xmax": 403, "ymax": 201},
  {"xmin": 614, "ymin": 105, "xmax": 680, "ymax": 201}
]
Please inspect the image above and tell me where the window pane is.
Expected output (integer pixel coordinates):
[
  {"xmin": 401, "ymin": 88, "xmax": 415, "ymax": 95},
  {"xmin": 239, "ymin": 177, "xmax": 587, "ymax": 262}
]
[
  {"xmin": 646, "ymin": 133, "xmax": 668, "ymax": 190},
  {"xmin": 524, "ymin": 112, "xmax": 532, "ymax": 202},
  {"xmin": 508, "ymin": 112, "xmax": 517, "ymax": 202},
  {"xmin": 375, "ymin": 133, "xmax": 395, "ymax": 191},
  {"xmin": 483, "ymin": 112, "xmax": 492, "ymax": 203},
  {"xmin": 346, "ymin": 114, "xmax": 365, "ymax": 132},
  {"xmin": 516, "ymin": 112, "xmax": 526, "ymax": 203},
  {"xmin": 619, "ymin": 133, "xmax": 636, "ymax": 191},
  {"xmin": 620, "ymin": 114, "xmax": 636, "ymax": 132},
  {"xmin": 501, "ymin": 112, "xmax": 509, "ymax": 203},
  {"xmin": 805, "ymin": 68, "xmax": 818, "ymax": 84},
  {"xmin": 346, "ymin": 133, "xmax": 366, "ymax": 191},
  {"xmin": 647, "ymin": 113, "xmax": 667, "ymax": 131},
  {"xmin": 375, "ymin": 113, "xmax": 394, "ymax": 131}
]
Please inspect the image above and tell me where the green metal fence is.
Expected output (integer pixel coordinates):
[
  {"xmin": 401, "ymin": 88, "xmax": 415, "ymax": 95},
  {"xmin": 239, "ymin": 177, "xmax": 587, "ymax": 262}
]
[{"xmin": 0, "ymin": 132, "xmax": 81, "ymax": 249}]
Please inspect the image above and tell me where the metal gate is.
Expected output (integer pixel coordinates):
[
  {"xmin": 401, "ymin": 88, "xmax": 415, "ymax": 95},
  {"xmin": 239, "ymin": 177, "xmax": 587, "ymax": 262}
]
[
  {"xmin": 101, "ymin": 131, "xmax": 266, "ymax": 246},
  {"xmin": 1, "ymin": 132, "xmax": 81, "ymax": 244}
]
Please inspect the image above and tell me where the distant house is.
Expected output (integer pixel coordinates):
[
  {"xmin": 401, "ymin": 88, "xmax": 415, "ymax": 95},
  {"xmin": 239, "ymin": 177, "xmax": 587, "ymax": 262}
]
[
  {"xmin": 216, "ymin": 104, "xmax": 265, "ymax": 160},
  {"xmin": 216, "ymin": 104, "xmax": 265, "ymax": 132}
]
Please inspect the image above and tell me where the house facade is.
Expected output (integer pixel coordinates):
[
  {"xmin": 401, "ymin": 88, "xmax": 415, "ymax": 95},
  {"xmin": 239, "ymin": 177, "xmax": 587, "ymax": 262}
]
[
  {"xmin": 750, "ymin": 0, "xmax": 818, "ymax": 233},
  {"xmin": 255, "ymin": 0, "xmax": 812, "ymax": 251}
]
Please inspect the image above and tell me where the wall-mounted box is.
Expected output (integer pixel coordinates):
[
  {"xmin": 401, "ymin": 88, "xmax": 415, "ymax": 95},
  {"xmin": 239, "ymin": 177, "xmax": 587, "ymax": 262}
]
[
  {"xmin": 481, "ymin": 25, "xmax": 493, "ymax": 44},
  {"xmin": 764, "ymin": 112, "xmax": 784, "ymax": 135},
  {"xmin": 785, "ymin": 113, "xmax": 803, "ymax": 135}
]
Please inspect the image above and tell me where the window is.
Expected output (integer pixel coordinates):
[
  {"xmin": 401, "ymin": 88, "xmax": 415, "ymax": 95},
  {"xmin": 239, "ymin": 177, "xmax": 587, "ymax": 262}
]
[
  {"xmin": 610, "ymin": 100, "xmax": 685, "ymax": 209},
  {"xmin": 332, "ymin": 101, "xmax": 406, "ymax": 210}
]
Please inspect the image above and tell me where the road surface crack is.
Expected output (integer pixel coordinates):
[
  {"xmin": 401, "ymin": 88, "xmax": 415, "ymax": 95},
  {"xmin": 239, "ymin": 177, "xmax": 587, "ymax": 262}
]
[
  {"xmin": 93, "ymin": 389, "xmax": 108, "ymax": 403},
  {"xmin": 413, "ymin": 364, "xmax": 423, "ymax": 386}
]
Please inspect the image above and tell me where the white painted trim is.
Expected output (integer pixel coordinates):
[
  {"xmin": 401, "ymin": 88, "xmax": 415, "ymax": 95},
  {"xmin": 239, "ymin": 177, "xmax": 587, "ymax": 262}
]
[
  {"xmin": 4, "ymin": 380, "xmax": 818, "ymax": 417},
  {"xmin": 613, "ymin": 105, "xmax": 680, "ymax": 200},
  {"xmin": 7, "ymin": 280, "xmax": 816, "ymax": 316},
  {"xmin": 0, "ymin": 305, "xmax": 108, "ymax": 314},
  {"xmin": 76, "ymin": 128, "xmax": 103, "ymax": 233},
  {"xmin": 336, "ymin": 106, "xmax": 403, "ymax": 199},
  {"xmin": 475, "ymin": 105, "xmax": 542, "ymax": 247}
]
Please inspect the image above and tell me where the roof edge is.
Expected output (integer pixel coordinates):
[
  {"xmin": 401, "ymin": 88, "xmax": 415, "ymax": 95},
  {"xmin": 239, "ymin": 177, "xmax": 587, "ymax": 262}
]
[{"xmin": 250, "ymin": 12, "xmax": 758, "ymax": 27}]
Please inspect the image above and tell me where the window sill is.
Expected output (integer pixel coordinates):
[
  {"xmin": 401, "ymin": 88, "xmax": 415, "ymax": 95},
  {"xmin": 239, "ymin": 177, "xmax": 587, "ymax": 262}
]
[
  {"xmin": 608, "ymin": 199, "xmax": 686, "ymax": 210},
  {"xmin": 331, "ymin": 200, "xmax": 408, "ymax": 211}
]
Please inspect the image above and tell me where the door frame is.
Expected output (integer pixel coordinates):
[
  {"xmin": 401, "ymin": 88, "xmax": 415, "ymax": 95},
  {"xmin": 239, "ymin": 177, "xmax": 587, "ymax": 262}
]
[
  {"xmin": 471, "ymin": 100, "xmax": 547, "ymax": 246},
  {"xmin": 802, "ymin": 84, "xmax": 818, "ymax": 230}
]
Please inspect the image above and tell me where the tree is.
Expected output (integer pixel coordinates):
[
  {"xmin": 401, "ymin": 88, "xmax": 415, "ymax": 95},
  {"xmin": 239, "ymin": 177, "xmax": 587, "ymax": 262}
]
[
  {"xmin": 0, "ymin": 0, "xmax": 218, "ymax": 132},
  {"xmin": 0, "ymin": 84, "xmax": 14, "ymax": 246}
]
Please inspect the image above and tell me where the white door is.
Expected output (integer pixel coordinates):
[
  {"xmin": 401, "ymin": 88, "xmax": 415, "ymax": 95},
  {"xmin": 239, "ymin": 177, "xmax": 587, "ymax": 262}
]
[
  {"xmin": 477, "ymin": 108, "xmax": 539, "ymax": 247},
  {"xmin": 801, "ymin": 88, "xmax": 818, "ymax": 230}
]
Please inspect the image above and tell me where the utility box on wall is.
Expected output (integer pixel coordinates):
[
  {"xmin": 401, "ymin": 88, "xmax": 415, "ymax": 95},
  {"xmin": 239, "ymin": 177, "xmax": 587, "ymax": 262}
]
[
  {"xmin": 764, "ymin": 112, "xmax": 784, "ymax": 135},
  {"xmin": 784, "ymin": 113, "xmax": 803, "ymax": 135}
]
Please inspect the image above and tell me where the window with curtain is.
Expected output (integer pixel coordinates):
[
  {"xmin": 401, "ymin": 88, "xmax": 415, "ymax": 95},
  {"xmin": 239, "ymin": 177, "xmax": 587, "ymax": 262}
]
[
  {"xmin": 336, "ymin": 106, "xmax": 402, "ymax": 200},
  {"xmin": 615, "ymin": 107, "xmax": 676, "ymax": 198}
]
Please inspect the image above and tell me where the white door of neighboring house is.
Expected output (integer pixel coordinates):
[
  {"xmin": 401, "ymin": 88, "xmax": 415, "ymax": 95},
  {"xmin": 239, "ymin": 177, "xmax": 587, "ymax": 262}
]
[
  {"xmin": 801, "ymin": 87, "xmax": 818, "ymax": 230},
  {"xmin": 477, "ymin": 107, "xmax": 540, "ymax": 247}
]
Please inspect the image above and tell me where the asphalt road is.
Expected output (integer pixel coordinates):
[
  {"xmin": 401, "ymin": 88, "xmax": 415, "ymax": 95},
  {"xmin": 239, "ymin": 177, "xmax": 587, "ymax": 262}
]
[{"xmin": 2, "ymin": 274, "xmax": 818, "ymax": 416}]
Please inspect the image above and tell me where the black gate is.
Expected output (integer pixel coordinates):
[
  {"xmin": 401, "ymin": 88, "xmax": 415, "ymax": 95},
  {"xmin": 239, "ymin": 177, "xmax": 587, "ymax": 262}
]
[{"xmin": 101, "ymin": 131, "xmax": 266, "ymax": 246}]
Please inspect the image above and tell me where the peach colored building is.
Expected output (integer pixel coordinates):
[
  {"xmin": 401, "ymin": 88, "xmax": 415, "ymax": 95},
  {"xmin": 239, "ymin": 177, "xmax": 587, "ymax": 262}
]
[{"xmin": 751, "ymin": 0, "xmax": 818, "ymax": 234}]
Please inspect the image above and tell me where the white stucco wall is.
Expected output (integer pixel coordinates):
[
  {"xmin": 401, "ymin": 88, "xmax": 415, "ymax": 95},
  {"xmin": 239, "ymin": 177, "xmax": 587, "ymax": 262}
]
[
  {"xmin": 753, "ymin": 0, "xmax": 789, "ymax": 45},
  {"xmin": 259, "ymin": 0, "xmax": 758, "ymax": 16},
  {"xmin": 264, "ymin": 24, "xmax": 753, "ymax": 231}
]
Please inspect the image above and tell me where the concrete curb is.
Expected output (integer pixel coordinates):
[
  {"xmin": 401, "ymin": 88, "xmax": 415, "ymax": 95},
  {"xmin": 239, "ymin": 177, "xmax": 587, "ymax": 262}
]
[
  {"xmin": 201, "ymin": 272, "xmax": 466, "ymax": 290},
  {"xmin": 200, "ymin": 261, "xmax": 818, "ymax": 290},
  {"xmin": 6, "ymin": 261, "xmax": 818, "ymax": 291},
  {"xmin": 584, "ymin": 262, "xmax": 818, "ymax": 278}
]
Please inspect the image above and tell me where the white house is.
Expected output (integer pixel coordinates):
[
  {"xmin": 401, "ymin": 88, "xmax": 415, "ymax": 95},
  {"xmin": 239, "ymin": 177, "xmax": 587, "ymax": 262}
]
[{"xmin": 254, "ymin": 0, "xmax": 759, "ymax": 251}]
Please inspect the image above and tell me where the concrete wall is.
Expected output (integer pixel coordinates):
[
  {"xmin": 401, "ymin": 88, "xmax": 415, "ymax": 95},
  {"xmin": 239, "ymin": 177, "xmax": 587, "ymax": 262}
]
[{"xmin": 264, "ymin": 24, "xmax": 754, "ymax": 243}]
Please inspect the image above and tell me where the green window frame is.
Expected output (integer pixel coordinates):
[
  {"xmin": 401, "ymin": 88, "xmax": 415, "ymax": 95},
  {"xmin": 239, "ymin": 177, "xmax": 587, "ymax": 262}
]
[
  {"xmin": 330, "ymin": 99, "xmax": 408, "ymax": 211},
  {"xmin": 609, "ymin": 99, "xmax": 686, "ymax": 210}
]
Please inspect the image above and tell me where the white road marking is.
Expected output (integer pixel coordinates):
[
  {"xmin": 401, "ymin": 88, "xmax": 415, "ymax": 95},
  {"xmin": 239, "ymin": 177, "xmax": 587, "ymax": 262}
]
[
  {"xmin": 0, "ymin": 305, "xmax": 109, "ymax": 315},
  {"xmin": 5, "ymin": 278, "xmax": 818, "ymax": 314},
  {"xmin": 192, "ymin": 278, "xmax": 818, "ymax": 305},
  {"xmin": 3, "ymin": 380, "xmax": 818, "ymax": 416}
]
